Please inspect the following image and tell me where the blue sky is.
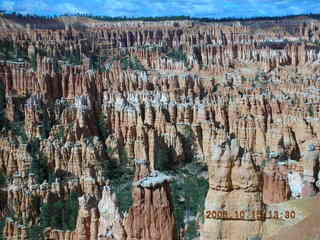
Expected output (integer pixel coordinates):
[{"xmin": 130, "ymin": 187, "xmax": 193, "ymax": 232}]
[{"xmin": 0, "ymin": 0, "xmax": 319, "ymax": 18}]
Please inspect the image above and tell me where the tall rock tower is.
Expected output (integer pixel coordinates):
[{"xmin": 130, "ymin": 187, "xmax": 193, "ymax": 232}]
[{"xmin": 201, "ymin": 138, "xmax": 265, "ymax": 240}]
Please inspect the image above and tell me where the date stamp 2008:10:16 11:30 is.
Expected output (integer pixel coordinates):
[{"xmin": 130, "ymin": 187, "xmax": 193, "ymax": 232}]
[{"xmin": 205, "ymin": 210, "xmax": 296, "ymax": 220}]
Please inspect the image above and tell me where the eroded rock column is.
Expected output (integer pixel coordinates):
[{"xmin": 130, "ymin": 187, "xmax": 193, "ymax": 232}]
[{"xmin": 201, "ymin": 138, "xmax": 265, "ymax": 240}]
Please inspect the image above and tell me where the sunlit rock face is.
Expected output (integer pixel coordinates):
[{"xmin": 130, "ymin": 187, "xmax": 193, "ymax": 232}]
[
  {"xmin": 123, "ymin": 162, "xmax": 177, "ymax": 240},
  {"xmin": 98, "ymin": 186, "xmax": 126, "ymax": 240},
  {"xmin": 201, "ymin": 138, "xmax": 265, "ymax": 240},
  {"xmin": 263, "ymin": 158, "xmax": 292, "ymax": 204}
]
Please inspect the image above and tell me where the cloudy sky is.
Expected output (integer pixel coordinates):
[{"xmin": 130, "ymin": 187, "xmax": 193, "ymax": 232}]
[{"xmin": 0, "ymin": 0, "xmax": 319, "ymax": 18}]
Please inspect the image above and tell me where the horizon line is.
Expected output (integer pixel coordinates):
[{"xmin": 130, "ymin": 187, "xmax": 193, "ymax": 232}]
[{"xmin": 1, "ymin": 10, "xmax": 320, "ymax": 22}]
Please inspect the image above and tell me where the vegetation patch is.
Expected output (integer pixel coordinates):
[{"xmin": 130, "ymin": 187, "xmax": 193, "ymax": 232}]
[
  {"xmin": 168, "ymin": 163, "xmax": 209, "ymax": 238},
  {"xmin": 28, "ymin": 139, "xmax": 56, "ymax": 184},
  {"xmin": 165, "ymin": 48, "xmax": 188, "ymax": 64},
  {"xmin": 0, "ymin": 40, "xmax": 28, "ymax": 61},
  {"xmin": 120, "ymin": 56, "xmax": 146, "ymax": 71},
  {"xmin": 100, "ymin": 148, "xmax": 134, "ymax": 213},
  {"xmin": 40, "ymin": 192, "xmax": 80, "ymax": 231}
]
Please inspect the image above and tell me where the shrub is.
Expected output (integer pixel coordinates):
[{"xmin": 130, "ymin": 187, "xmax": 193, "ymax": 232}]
[
  {"xmin": 100, "ymin": 147, "xmax": 134, "ymax": 213},
  {"xmin": 28, "ymin": 139, "xmax": 56, "ymax": 183},
  {"xmin": 28, "ymin": 225, "xmax": 44, "ymax": 240},
  {"xmin": 40, "ymin": 192, "xmax": 79, "ymax": 231},
  {"xmin": 109, "ymin": 161, "xmax": 134, "ymax": 213},
  {"xmin": 155, "ymin": 145, "xmax": 172, "ymax": 171},
  {"xmin": 90, "ymin": 55, "xmax": 109, "ymax": 71},
  {"xmin": 166, "ymin": 49, "xmax": 187, "ymax": 63},
  {"xmin": 308, "ymin": 105, "xmax": 314, "ymax": 117},
  {"xmin": 0, "ymin": 40, "xmax": 28, "ymax": 61},
  {"xmin": 0, "ymin": 172, "xmax": 6, "ymax": 186},
  {"xmin": 120, "ymin": 56, "xmax": 146, "ymax": 71},
  {"xmin": 182, "ymin": 125, "xmax": 195, "ymax": 163},
  {"xmin": 170, "ymin": 169, "xmax": 209, "ymax": 231},
  {"xmin": 0, "ymin": 221, "xmax": 5, "ymax": 240},
  {"xmin": 29, "ymin": 54, "xmax": 37, "ymax": 71},
  {"xmin": 185, "ymin": 220, "xmax": 198, "ymax": 240},
  {"xmin": 40, "ymin": 109, "xmax": 52, "ymax": 138},
  {"xmin": 97, "ymin": 113, "xmax": 108, "ymax": 141},
  {"xmin": 7, "ymin": 121, "xmax": 28, "ymax": 143},
  {"xmin": 55, "ymin": 127, "xmax": 65, "ymax": 140},
  {"xmin": 248, "ymin": 236, "xmax": 262, "ymax": 240}
]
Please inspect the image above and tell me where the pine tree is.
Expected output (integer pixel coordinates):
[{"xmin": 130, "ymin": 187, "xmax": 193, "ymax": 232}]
[
  {"xmin": 156, "ymin": 146, "xmax": 171, "ymax": 171},
  {"xmin": 97, "ymin": 113, "xmax": 108, "ymax": 141},
  {"xmin": 66, "ymin": 192, "xmax": 79, "ymax": 230},
  {"xmin": 30, "ymin": 54, "xmax": 37, "ymax": 71},
  {"xmin": 28, "ymin": 225, "xmax": 43, "ymax": 240},
  {"xmin": 41, "ymin": 109, "xmax": 51, "ymax": 138},
  {"xmin": 51, "ymin": 201, "xmax": 64, "ymax": 229},
  {"xmin": 39, "ymin": 193, "xmax": 80, "ymax": 231},
  {"xmin": 29, "ymin": 142, "xmax": 47, "ymax": 183},
  {"xmin": 0, "ymin": 172, "xmax": 5, "ymax": 186},
  {"xmin": 40, "ymin": 204, "xmax": 51, "ymax": 228},
  {"xmin": 0, "ymin": 82, "xmax": 5, "ymax": 130},
  {"xmin": 0, "ymin": 221, "xmax": 4, "ymax": 240},
  {"xmin": 29, "ymin": 140, "xmax": 55, "ymax": 184}
]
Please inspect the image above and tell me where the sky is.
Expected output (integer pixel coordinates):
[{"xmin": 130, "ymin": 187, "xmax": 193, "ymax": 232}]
[{"xmin": 0, "ymin": 0, "xmax": 320, "ymax": 18}]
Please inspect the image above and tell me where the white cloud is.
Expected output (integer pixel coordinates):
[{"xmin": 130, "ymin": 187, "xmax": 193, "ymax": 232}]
[
  {"xmin": 1, "ymin": 0, "xmax": 15, "ymax": 11},
  {"xmin": 100, "ymin": 0, "xmax": 219, "ymax": 17},
  {"xmin": 102, "ymin": 0, "xmax": 141, "ymax": 16},
  {"xmin": 1, "ymin": 0, "xmax": 319, "ymax": 18},
  {"xmin": 274, "ymin": 0, "xmax": 290, "ymax": 5},
  {"xmin": 57, "ymin": 3, "xmax": 87, "ymax": 14},
  {"xmin": 22, "ymin": 0, "xmax": 49, "ymax": 12},
  {"xmin": 288, "ymin": 6, "xmax": 304, "ymax": 14}
]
